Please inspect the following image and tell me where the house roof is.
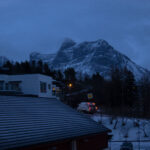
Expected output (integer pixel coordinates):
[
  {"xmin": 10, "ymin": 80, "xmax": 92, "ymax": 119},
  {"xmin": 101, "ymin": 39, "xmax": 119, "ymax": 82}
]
[
  {"xmin": 0, "ymin": 73, "xmax": 54, "ymax": 79},
  {"xmin": 0, "ymin": 96, "xmax": 109, "ymax": 150}
]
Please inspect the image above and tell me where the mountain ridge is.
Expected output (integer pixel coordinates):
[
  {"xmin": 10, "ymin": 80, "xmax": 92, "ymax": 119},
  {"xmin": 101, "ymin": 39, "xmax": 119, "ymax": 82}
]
[
  {"xmin": 30, "ymin": 39, "xmax": 150, "ymax": 80},
  {"xmin": 0, "ymin": 39, "xmax": 149, "ymax": 80}
]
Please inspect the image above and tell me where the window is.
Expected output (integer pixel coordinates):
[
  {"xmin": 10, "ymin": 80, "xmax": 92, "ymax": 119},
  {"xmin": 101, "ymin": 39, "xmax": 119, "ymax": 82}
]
[
  {"xmin": 9, "ymin": 81, "xmax": 21, "ymax": 91},
  {"xmin": 5, "ymin": 83, "xmax": 9, "ymax": 90},
  {"xmin": 48, "ymin": 84, "xmax": 51, "ymax": 90},
  {"xmin": 0, "ymin": 81, "xmax": 4, "ymax": 90},
  {"xmin": 40, "ymin": 82, "xmax": 47, "ymax": 93}
]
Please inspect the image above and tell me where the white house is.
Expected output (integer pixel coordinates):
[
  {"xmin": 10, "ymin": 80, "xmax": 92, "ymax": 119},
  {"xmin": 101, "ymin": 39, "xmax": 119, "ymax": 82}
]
[{"xmin": 0, "ymin": 74, "xmax": 57, "ymax": 98}]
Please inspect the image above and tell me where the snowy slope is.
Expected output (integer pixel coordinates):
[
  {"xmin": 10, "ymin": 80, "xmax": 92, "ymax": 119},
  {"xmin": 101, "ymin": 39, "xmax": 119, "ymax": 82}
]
[
  {"xmin": 30, "ymin": 52, "xmax": 56, "ymax": 67},
  {"xmin": 92, "ymin": 114, "xmax": 150, "ymax": 150},
  {"xmin": 30, "ymin": 39, "xmax": 150, "ymax": 80}
]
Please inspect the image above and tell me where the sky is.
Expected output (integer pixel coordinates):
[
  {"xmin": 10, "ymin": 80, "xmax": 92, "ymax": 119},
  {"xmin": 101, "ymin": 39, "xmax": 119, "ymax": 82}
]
[{"xmin": 0, "ymin": 0, "xmax": 150, "ymax": 69}]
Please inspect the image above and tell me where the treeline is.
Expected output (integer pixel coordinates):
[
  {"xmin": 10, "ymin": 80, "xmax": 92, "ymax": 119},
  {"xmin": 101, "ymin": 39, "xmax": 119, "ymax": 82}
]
[
  {"xmin": 62, "ymin": 67, "xmax": 150, "ymax": 119},
  {"xmin": 0, "ymin": 60, "xmax": 150, "ymax": 118},
  {"xmin": 0, "ymin": 60, "xmax": 57, "ymax": 78}
]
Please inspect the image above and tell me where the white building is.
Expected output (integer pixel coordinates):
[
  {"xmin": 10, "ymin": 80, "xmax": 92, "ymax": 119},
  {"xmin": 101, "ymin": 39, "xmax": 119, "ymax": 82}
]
[{"xmin": 0, "ymin": 74, "xmax": 57, "ymax": 98}]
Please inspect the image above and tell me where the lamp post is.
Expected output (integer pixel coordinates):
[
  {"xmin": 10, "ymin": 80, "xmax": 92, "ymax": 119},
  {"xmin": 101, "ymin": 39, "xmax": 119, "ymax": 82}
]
[
  {"xmin": 68, "ymin": 83, "xmax": 73, "ymax": 88},
  {"xmin": 67, "ymin": 82, "xmax": 73, "ymax": 106}
]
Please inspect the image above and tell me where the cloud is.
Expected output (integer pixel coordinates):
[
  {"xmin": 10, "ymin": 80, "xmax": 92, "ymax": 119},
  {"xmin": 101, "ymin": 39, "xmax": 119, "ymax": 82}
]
[{"xmin": 0, "ymin": 0, "xmax": 150, "ymax": 69}]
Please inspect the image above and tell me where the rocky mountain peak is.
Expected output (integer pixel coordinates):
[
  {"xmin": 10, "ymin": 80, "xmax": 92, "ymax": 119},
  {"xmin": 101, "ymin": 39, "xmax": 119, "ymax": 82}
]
[
  {"xmin": 60, "ymin": 38, "xmax": 76, "ymax": 50},
  {"xmin": 29, "ymin": 38, "xmax": 150, "ymax": 80}
]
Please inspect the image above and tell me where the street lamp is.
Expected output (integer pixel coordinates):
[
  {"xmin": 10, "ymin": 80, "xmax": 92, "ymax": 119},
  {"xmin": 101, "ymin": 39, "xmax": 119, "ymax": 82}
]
[
  {"xmin": 67, "ymin": 83, "xmax": 73, "ymax": 106},
  {"xmin": 68, "ymin": 83, "xmax": 73, "ymax": 88}
]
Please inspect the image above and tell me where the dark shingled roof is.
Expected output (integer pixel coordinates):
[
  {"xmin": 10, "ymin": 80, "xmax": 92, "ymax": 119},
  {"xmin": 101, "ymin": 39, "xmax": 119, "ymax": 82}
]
[{"xmin": 0, "ymin": 96, "xmax": 109, "ymax": 150}]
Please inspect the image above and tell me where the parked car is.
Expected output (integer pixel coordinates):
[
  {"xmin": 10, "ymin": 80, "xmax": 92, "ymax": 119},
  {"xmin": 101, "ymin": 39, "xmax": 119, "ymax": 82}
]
[
  {"xmin": 77, "ymin": 102, "xmax": 99, "ymax": 113},
  {"xmin": 120, "ymin": 142, "xmax": 133, "ymax": 150}
]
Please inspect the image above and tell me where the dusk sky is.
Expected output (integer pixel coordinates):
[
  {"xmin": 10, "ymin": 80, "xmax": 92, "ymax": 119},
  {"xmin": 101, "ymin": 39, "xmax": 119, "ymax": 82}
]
[{"xmin": 0, "ymin": 0, "xmax": 150, "ymax": 69}]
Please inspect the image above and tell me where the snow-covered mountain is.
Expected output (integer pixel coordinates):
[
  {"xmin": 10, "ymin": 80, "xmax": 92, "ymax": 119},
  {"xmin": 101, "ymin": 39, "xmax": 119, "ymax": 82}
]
[
  {"xmin": 30, "ymin": 39, "xmax": 150, "ymax": 80},
  {"xmin": 0, "ymin": 56, "xmax": 9, "ymax": 67},
  {"xmin": 30, "ymin": 52, "xmax": 56, "ymax": 66}
]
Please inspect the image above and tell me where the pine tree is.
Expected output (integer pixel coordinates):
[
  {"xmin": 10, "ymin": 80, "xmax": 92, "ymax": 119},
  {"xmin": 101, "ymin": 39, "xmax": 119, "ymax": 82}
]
[
  {"xmin": 43, "ymin": 63, "xmax": 50, "ymax": 75},
  {"xmin": 110, "ymin": 68, "xmax": 122, "ymax": 107},
  {"xmin": 3, "ymin": 61, "xmax": 13, "ymax": 74},
  {"xmin": 36, "ymin": 60, "xmax": 43, "ymax": 73},
  {"xmin": 13, "ymin": 62, "xmax": 21, "ymax": 74},
  {"xmin": 91, "ymin": 72, "xmax": 104, "ymax": 105},
  {"xmin": 139, "ymin": 76, "xmax": 150, "ymax": 118},
  {"xmin": 56, "ymin": 70, "xmax": 63, "ymax": 81},
  {"xmin": 64, "ymin": 68, "xmax": 76, "ymax": 82},
  {"xmin": 123, "ymin": 68, "xmax": 137, "ymax": 107}
]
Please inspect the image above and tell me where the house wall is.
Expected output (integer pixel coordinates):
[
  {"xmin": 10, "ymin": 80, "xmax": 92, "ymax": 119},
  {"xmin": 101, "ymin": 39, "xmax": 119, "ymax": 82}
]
[
  {"xmin": 10, "ymin": 74, "xmax": 39, "ymax": 96},
  {"xmin": 21, "ymin": 140, "xmax": 71, "ymax": 150},
  {"xmin": 37, "ymin": 74, "xmax": 54, "ymax": 98},
  {"xmin": 19, "ymin": 133, "xmax": 108, "ymax": 150},
  {"xmin": 77, "ymin": 133, "xmax": 108, "ymax": 150},
  {"xmin": 0, "ymin": 74, "xmax": 55, "ymax": 98}
]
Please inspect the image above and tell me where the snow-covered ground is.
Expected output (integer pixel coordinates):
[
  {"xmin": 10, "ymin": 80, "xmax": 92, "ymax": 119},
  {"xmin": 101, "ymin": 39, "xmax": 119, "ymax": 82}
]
[{"xmin": 91, "ymin": 114, "xmax": 150, "ymax": 150}]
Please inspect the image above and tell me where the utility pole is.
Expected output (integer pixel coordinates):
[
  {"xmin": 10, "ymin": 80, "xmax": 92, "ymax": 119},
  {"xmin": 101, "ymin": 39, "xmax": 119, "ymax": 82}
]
[{"xmin": 68, "ymin": 82, "xmax": 73, "ymax": 106}]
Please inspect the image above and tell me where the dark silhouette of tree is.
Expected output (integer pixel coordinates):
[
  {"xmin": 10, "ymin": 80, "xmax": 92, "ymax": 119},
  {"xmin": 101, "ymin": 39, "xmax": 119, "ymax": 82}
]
[
  {"xmin": 139, "ymin": 76, "xmax": 150, "ymax": 118},
  {"xmin": 1, "ymin": 60, "xmax": 150, "ymax": 118},
  {"xmin": 19, "ymin": 61, "xmax": 31, "ymax": 74},
  {"xmin": 110, "ymin": 68, "xmax": 122, "ymax": 107},
  {"xmin": 91, "ymin": 72, "xmax": 104, "ymax": 105},
  {"xmin": 31, "ymin": 60, "xmax": 37, "ymax": 73},
  {"xmin": 64, "ymin": 68, "xmax": 76, "ymax": 82},
  {"xmin": 123, "ymin": 68, "xmax": 137, "ymax": 107},
  {"xmin": 3, "ymin": 61, "xmax": 13, "ymax": 74},
  {"xmin": 13, "ymin": 62, "xmax": 21, "ymax": 74},
  {"xmin": 56, "ymin": 70, "xmax": 64, "ymax": 81},
  {"xmin": 36, "ymin": 60, "xmax": 43, "ymax": 73},
  {"xmin": 43, "ymin": 63, "xmax": 50, "ymax": 75}
]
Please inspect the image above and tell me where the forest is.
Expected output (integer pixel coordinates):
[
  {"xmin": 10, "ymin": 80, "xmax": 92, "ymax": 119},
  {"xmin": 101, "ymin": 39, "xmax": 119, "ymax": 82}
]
[{"xmin": 0, "ymin": 60, "xmax": 150, "ymax": 119}]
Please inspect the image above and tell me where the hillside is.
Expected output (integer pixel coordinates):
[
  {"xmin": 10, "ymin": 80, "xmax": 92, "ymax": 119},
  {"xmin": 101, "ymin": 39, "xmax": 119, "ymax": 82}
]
[{"xmin": 30, "ymin": 39, "xmax": 150, "ymax": 80}]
